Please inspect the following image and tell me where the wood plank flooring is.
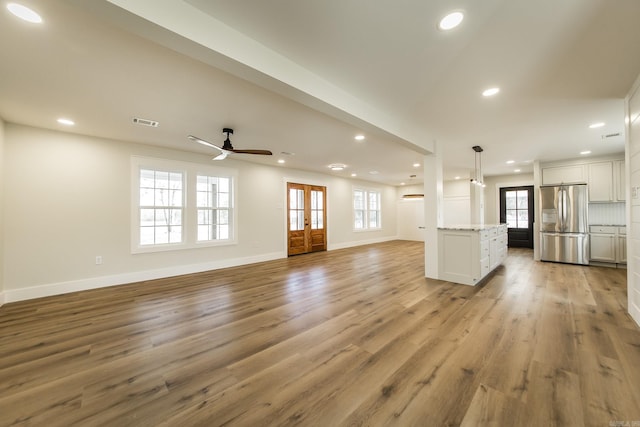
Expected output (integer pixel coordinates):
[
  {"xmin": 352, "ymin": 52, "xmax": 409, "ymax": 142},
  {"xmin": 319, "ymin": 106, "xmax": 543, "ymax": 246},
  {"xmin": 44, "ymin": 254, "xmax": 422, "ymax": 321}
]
[{"xmin": 1, "ymin": 241, "xmax": 639, "ymax": 426}]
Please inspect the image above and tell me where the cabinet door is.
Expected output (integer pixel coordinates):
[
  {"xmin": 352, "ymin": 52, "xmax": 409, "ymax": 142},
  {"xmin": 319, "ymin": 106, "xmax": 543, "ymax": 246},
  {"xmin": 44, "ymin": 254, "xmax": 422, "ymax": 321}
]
[
  {"xmin": 615, "ymin": 160, "xmax": 626, "ymax": 201},
  {"xmin": 617, "ymin": 235, "xmax": 627, "ymax": 264},
  {"xmin": 590, "ymin": 234, "xmax": 616, "ymax": 262},
  {"xmin": 541, "ymin": 164, "xmax": 586, "ymax": 185},
  {"xmin": 587, "ymin": 162, "xmax": 614, "ymax": 202}
]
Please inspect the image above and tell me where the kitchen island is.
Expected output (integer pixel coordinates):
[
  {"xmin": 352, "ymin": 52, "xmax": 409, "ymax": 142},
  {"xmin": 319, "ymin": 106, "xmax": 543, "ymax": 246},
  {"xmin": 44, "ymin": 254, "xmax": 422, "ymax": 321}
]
[{"xmin": 438, "ymin": 224, "xmax": 508, "ymax": 286}]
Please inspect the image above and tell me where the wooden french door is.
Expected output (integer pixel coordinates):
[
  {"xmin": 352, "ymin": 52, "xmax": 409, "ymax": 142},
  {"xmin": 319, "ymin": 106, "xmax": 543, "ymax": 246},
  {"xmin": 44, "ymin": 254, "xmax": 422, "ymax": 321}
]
[{"xmin": 287, "ymin": 182, "xmax": 327, "ymax": 256}]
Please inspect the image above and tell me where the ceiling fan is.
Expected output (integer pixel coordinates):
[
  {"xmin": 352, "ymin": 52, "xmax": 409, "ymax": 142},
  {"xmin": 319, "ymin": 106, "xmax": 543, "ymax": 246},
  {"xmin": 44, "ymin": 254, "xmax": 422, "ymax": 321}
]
[{"xmin": 188, "ymin": 128, "xmax": 273, "ymax": 160}]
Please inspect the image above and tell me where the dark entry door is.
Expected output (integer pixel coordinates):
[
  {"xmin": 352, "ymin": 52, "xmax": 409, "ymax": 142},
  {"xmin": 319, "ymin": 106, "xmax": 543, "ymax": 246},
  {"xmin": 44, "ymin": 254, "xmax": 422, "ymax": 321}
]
[{"xmin": 499, "ymin": 186, "xmax": 534, "ymax": 248}]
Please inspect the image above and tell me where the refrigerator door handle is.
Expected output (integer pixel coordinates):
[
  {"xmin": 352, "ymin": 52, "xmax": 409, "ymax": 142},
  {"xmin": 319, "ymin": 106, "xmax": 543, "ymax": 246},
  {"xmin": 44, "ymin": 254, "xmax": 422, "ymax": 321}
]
[{"xmin": 557, "ymin": 187, "xmax": 564, "ymax": 231}]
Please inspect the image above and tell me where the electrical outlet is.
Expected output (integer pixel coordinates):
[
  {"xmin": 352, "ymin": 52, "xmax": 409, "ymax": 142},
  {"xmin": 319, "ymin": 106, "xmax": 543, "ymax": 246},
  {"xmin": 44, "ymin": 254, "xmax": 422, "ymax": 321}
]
[{"xmin": 95, "ymin": 256, "xmax": 103, "ymax": 265}]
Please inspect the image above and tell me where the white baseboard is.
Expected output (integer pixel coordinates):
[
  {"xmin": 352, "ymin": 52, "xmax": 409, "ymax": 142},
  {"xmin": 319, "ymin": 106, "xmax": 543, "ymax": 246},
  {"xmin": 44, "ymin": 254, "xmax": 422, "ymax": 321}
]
[
  {"xmin": 328, "ymin": 236, "xmax": 398, "ymax": 251},
  {"xmin": 0, "ymin": 291, "xmax": 5, "ymax": 307},
  {"xmin": 4, "ymin": 251, "xmax": 285, "ymax": 303}
]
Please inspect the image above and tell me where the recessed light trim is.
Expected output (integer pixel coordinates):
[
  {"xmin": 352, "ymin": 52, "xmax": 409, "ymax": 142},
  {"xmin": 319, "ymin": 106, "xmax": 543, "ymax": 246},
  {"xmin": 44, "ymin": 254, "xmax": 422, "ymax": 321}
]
[
  {"xmin": 580, "ymin": 150, "xmax": 591, "ymax": 155},
  {"xmin": 413, "ymin": 163, "xmax": 421, "ymax": 168},
  {"xmin": 482, "ymin": 87, "xmax": 500, "ymax": 97},
  {"xmin": 57, "ymin": 118, "xmax": 75, "ymax": 126},
  {"xmin": 7, "ymin": 3, "xmax": 42, "ymax": 23},
  {"xmin": 506, "ymin": 160, "xmax": 515, "ymax": 164},
  {"xmin": 354, "ymin": 135, "xmax": 365, "ymax": 141},
  {"xmin": 277, "ymin": 159, "xmax": 285, "ymax": 164},
  {"xmin": 329, "ymin": 163, "xmax": 346, "ymax": 171},
  {"xmin": 369, "ymin": 171, "xmax": 379, "ymax": 175},
  {"xmin": 514, "ymin": 169, "xmax": 521, "ymax": 173},
  {"xmin": 438, "ymin": 11, "xmax": 464, "ymax": 30},
  {"xmin": 351, "ymin": 173, "xmax": 357, "ymax": 177},
  {"xmin": 455, "ymin": 176, "xmax": 461, "ymax": 180},
  {"xmin": 589, "ymin": 122, "xmax": 605, "ymax": 129}
]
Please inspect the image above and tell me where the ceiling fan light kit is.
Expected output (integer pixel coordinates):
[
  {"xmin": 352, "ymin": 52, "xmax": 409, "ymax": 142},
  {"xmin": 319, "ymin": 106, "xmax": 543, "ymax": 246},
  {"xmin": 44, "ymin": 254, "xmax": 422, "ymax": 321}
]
[{"xmin": 187, "ymin": 127, "xmax": 273, "ymax": 160}]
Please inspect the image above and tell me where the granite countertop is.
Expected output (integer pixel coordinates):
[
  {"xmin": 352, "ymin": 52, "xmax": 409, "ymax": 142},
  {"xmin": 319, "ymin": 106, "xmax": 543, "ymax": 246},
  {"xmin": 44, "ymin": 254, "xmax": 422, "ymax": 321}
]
[
  {"xmin": 438, "ymin": 224, "xmax": 506, "ymax": 231},
  {"xmin": 589, "ymin": 224, "xmax": 626, "ymax": 227}
]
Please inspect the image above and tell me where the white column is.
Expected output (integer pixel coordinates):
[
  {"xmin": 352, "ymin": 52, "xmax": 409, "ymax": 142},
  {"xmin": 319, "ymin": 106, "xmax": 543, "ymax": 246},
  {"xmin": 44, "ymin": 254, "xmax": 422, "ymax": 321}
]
[{"xmin": 424, "ymin": 140, "xmax": 443, "ymax": 280}]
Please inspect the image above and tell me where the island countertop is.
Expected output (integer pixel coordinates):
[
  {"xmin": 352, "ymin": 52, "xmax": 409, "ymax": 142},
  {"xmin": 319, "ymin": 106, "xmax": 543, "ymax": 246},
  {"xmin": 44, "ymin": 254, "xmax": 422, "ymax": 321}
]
[{"xmin": 438, "ymin": 224, "xmax": 507, "ymax": 231}]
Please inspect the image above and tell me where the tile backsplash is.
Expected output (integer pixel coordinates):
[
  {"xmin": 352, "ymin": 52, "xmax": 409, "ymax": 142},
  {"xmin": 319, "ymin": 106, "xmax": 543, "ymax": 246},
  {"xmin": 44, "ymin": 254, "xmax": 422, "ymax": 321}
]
[{"xmin": 588, "ymin": 202, "xmax": 626, "ymax": 225}]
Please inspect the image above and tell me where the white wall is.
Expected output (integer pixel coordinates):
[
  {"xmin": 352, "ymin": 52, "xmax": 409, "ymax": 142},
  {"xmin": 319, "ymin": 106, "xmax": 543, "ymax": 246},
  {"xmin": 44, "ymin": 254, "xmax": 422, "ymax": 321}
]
[
  {"xmin": 3, "ymin": 124, "xmax": 398, "ymax": 302},
  {"xmin": 0, "ymin": 118, "xmax": 4, "ymax": 306},
  {"xmin": 483, "ymin": 173, "xmax": 534, "ymax": 224},
  {"xmin": 627, "ymin": 75, "xmax": 640, "ymax": 327},
  {"xmin": 443, "ymin": 179, "xmax": 470, "ymax": 225}
]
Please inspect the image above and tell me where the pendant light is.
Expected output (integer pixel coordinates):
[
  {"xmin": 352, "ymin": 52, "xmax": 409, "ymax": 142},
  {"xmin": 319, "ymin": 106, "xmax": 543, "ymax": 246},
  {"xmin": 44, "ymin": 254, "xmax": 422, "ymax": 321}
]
[{"xmin": 470, "ymin": 145, "xmax": 486, "ymax": 187}]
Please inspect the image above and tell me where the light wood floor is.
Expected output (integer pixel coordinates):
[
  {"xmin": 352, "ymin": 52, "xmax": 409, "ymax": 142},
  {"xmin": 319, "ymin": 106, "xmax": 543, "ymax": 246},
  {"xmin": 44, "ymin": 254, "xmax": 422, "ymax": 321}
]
[{"xmin": 1, "ymin": 241, "xmax": 639, "ymax": 426}]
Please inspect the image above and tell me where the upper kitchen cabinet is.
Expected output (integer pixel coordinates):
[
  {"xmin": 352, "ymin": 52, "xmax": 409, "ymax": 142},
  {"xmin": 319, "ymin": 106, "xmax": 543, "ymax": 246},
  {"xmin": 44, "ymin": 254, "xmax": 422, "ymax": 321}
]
[
  {"xmin": 541, "ymin": 164, "xmax": 586, "ymax": 185},
  {"xmin": 540, "ymin": 156, "xmax": 625, "ymax": 203},
  {"xmin": 588, "ymin": 161, "xmax": 614, "ymax": 202}
]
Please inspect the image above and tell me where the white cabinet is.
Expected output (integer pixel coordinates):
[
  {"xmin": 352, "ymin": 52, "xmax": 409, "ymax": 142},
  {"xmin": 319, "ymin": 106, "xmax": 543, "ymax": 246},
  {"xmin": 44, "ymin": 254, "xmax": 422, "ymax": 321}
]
[
  {"xmin": 541, "ymin": 164, "xmax": 586, "ymax": 185},
  {"xmin": 590, "ymin": 225, "xmax": 626, "ymax": 264},
  {"xmin": 588, "ymin": 161, "xmax": 614, "ymax": 202},
  {"xmin": 438, "ymin": 224, "xmax": 508, "ymax": 286},
  {"xmin": 615, "ymin": 160, "xmax": 626, "ymax": 201}
]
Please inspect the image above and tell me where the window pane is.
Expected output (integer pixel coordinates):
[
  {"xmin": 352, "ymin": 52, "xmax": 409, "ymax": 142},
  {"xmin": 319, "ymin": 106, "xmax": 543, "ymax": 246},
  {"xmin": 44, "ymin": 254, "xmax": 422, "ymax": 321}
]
[
  {"xmin": 140, "ymin": 209, "xmax": 154, "ymax": 226},
  {"xmin": 218, "ymin": 177, "xmax": 229, "ymax": 193},
  {"xmin": 155, "ymin": 226, "xmax": 169, "ymax": 244},
  {"xmin": 518, "ymin": 210, "xmax": 529, "ymax": 228},
  {"xmin": 197, "ymin": 191, "xmax": 208, "ymax": 207},
  {"xmin": 354, "ymin": 210, "xmax": 364, "ymax": 229},
  {"xmin": 290, "ymin": 211, "xmax": 299, "ymax": 231},
  {"xmin": 140, "ymin": 227, "xmax": 154, "ymax": 245},
  {"xmin": 354, "ymin": 191, "xmax": 364, "ymax": 209},
  {"xmin": 198, "ymin": 225, "xmax": 209, "ymax": 241},
  {"xmin": 140, "ymin": 188, "xmax": 154, "ymax": 206},
  {"xmin": 507, "ymin": 210, "xmax": 517, "ymax": 228},
  {"xmin": 218, "ymin": 193, "xmax": 229, "ymax": 208},
  {"xmin": 369, "ymin": 211, "xmax": 378, "ymax": 227},
  {"xmin": 219, "ymin": 225, "xmax": 229, "ymax": 240},
  {"xmin": 169, "ymin": 226, "xmax": 182, "ymax": 243},
  {"xmin": 155, "ymin": 171, "xmax": 169, "ymax": 189},
  {"xmin": 506, "ymin": 191, "xmax": 517, "ymax": 209},
  {"xmin": 517, "ymin": 190, "xmax": 528, "ymax": 209},
  {"xmin": 140, "ymin": 169, "xmax": 155, "ymax": 188}
]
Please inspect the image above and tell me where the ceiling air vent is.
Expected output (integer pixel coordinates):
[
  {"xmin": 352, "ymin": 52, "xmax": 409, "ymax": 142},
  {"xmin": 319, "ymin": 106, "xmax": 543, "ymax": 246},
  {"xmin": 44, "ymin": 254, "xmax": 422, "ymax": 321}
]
[
  {"xmin": 602, "ymin": 132, "xmax": 620, "ymax": 139},
  {"xmin": 133, "ymin": 117, "xmax": 159, "ymax": 127}
]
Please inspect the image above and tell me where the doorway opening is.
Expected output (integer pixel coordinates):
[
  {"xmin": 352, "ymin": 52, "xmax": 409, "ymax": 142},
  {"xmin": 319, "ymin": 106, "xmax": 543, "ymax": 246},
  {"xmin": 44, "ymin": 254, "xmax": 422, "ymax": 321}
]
[
  {"xmin": 287, "ymin": 182, "xmax": 327, "ymax": 256},
  {"xmin": 499, "ymin": 185, "xmax": 534, "ymax": 248}
]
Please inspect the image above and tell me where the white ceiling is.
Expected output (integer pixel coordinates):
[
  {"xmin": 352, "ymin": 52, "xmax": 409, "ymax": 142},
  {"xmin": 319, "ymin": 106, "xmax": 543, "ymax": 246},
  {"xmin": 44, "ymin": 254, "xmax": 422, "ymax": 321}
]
[{"xmin": 1, "ymin": 0, "xmax": 639, "ymax": 185}]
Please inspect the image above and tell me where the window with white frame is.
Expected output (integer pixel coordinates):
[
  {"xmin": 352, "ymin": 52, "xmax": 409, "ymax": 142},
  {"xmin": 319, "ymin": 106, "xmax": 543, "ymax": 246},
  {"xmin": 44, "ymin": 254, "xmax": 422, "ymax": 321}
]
[
  {"xmin": 197, "ymin": 175, "xmax": 232, "ymax": 241},
  {"xmin": 353, "ymin": 188, "xmax": 381, "ymax": 230},
  {"xmin": 139, "ymin": 168, "xmax": 184, "ymax": 246},
  {"xmin": 132, "ymin": 157, "xmax": 237, "ymax": 253}
]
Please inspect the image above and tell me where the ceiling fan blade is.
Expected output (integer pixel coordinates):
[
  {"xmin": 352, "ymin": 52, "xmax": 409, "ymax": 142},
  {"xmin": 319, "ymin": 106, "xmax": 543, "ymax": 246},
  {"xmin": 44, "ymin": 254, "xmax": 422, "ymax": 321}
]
[
  {"xmin": 187, "ymin": 135, "xmax": 223, "ymax": 151},
  {"xmin": 230, "ymin": 149, "xmax": 273, "ymax": 155},
  {"xmin": 213, "ymin": 152, "xmax": 228, "ymax": 160}
]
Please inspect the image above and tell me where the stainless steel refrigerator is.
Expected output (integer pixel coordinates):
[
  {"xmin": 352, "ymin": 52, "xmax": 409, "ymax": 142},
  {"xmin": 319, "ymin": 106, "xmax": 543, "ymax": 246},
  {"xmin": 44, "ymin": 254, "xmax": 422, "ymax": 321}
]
[{"xmin": 539, "ymin": 183, "xmax": 589, "ymax": 265}]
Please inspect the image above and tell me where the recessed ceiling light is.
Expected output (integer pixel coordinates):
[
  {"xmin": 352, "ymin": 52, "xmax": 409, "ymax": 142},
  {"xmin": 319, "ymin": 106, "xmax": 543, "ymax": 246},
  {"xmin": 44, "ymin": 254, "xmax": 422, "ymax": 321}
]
[
  {"xmin": 455, "ymin": 176, "xmax": 461, "ymax": 180},
  {"xmin": 506, "ymin": 160, "xmax": 515, "ymax": 164},
  {"xmin": 277, "ymin": 159, "xmax": 285, "ymax": 164},
  {"xmin": 400, "ymin": 182, "xmax": 406, "ymax": 186},
  {"xmin": 329, "ymin": 164, "xmax": 346, "ymax": 171},
  {"xmin": 580, "ymin": 150, "xmax": 591, "ymax": 155},
  {"xmin": 589, "ymin": 122, "xmax": 605, "ymax": 129},
  {"xmin": 57, "ymin": 118, "xmax": 75, "ymax": 126},
  {"xmin": 514, "ymin": 169, "xmax": 521, "ymax": 173},
  {"xmin": 7, "ymin": 3, "xmax": 42, "ymax": 23},
  {"xmin": 482, "ymin": 87, "xmax": 500, "ymax": 97},
  {"xmin": 351, "ymin": 173, "xmax": 357, "ymax": 177},
  {"xmin": 354, "ymin": 135, "xmax": 365, "ymax": 141},
  {"xmin": 438, "ymin": 11, "xmax": 464, "ymax": 30},
  {"xmin": 369, "ymin": 171, "xmax": 379, "ymax": 175},
  {"xmin": 413, "ymin": 163, "xmax": 421, "ymax": 168}
]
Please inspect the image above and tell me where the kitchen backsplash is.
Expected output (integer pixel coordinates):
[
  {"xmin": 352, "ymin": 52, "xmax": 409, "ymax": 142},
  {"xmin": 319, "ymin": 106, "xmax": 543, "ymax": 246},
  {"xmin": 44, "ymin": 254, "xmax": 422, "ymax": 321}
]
[{"xmin": 588, "ymin": 202, "xmax": 626, "ymax": 225}]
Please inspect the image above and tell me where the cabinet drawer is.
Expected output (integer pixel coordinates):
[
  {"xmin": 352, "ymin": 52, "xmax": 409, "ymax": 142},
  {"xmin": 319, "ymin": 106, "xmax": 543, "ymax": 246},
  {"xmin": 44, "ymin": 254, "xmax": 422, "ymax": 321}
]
[
  {"xmin": 590, "ymin": 226, "xmax": 617, "ymax": 234},
  {"xmin": 489, "ymin": 228, "xmax": 498, "ymax": 237},
  {"xmin": 498, "ymin": 224, "xmax": 508, "ymax": 235},
  {"xmin": 480, "ymin": 257, "xmax": 490, "ymax": 275},
  {"xmin": 480, "ymin": 230, "xmax": 490, "ymax": 240},
  {"xmin": 480, "ymin": 240, "xmax": 490, "ymax": 255}
]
